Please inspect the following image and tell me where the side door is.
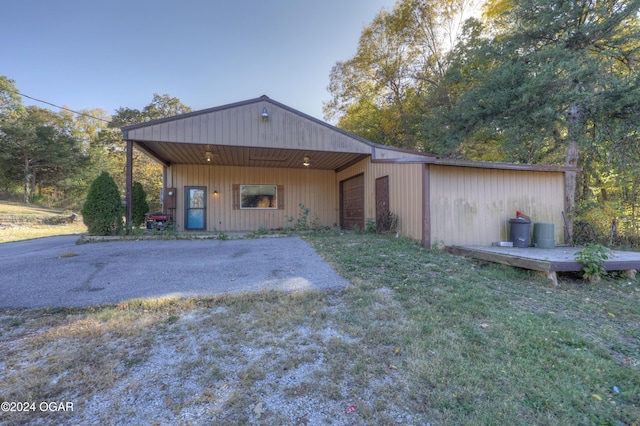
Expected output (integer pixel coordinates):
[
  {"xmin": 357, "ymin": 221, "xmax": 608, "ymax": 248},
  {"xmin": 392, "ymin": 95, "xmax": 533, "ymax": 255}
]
[
  {"xmin": 185, "ymin": 186, "xmax": 206, "ymax": 230},
  {"xmin": 375, "ymin": 176, "xmax": 390, "ymax": 232},
  {"xmin": 340, "ymin": 174, "xmax": 364, "ymax": 231}
]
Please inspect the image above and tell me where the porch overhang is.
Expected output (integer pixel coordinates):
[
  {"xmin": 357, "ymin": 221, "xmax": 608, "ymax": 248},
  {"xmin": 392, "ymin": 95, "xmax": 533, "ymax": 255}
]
[
  {"xmin": 120, "ymin": 95, "xmax": 434, "ymax": 226},
  {"xmin": 130, "ymin": 139, "xmax": 370, "ymax": 172}
]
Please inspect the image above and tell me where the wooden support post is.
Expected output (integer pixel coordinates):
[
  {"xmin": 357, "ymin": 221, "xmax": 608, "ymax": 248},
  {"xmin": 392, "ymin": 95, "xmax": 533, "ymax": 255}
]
[
  {"xmin": 162, "ymin": 165, "xmax": 167, "ymax": 214},
  {"xmin": 125, "ymin": 140, "xmax": 133, "ymax": 229},
  {"xmin": 539, "ymin": 270, "xmax": 558, "ymax": 286},
  {"xmin": 422, "ymin": 163, "xmax": 431, "ymax": 248}
]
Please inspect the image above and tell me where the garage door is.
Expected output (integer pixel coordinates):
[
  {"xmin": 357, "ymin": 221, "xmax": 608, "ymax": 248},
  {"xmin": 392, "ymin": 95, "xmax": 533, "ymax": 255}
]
[{"xmin": 341, "ymin": 174, "xmax": 364, "ymax": 231}]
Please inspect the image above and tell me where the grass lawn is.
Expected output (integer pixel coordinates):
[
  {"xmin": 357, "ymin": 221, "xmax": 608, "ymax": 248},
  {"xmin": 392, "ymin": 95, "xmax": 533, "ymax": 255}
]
[
  {"xmin": 0, "ymin": 201, "xmax": 87, "ymax": 243},
  {"xmin": 0, "ymin": 229, "xmax": 638, "ymax": 424},
  {"xmin": 309, "ymin": 233, "xmax": 640, "ymax": 424}
]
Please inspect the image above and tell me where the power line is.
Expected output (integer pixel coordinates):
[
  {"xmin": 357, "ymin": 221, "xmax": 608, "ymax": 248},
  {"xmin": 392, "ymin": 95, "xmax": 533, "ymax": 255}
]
[{"xmin": 15, "ymin": 91, "xmax": 112, "ymax": 123}]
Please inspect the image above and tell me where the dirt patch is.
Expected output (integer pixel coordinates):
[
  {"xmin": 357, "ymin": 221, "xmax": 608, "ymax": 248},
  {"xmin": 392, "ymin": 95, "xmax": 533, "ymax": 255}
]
[{"xmin": 0, "ymin": 290, "xmax": 420, "ymax": 425}]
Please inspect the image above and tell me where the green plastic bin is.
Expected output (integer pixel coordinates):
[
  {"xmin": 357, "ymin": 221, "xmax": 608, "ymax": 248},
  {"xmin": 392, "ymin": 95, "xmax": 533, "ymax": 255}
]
[{"xmin": 533, "ymin": 222, "xmax": 555, "ymax": 248}]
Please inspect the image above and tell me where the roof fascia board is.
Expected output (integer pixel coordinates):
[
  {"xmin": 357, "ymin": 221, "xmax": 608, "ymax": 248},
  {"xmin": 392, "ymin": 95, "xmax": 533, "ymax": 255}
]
[{"xmin": 432, "ymin": 158, "xmax": 580, "ymax": 172}]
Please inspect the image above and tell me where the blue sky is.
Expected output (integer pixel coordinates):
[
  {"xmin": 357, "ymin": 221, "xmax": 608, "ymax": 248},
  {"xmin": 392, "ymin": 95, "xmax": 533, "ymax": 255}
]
[{"xmin": 3, "ymin": 0, "xmax": 397, "ymax": 121}]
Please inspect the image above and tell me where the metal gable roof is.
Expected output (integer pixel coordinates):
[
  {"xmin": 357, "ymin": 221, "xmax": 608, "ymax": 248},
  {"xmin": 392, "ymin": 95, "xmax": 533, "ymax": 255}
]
[
  {"xmin": 121, "ymin": 95, "xmax": 434, "ymax": 170},
  {"xmin": 120, "ymin": 95, "xmax": 576, "ymax": 173}
]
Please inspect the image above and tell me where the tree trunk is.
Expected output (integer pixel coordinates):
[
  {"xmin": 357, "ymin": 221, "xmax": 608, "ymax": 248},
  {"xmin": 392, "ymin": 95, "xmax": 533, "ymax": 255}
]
[
  {"xmin": 564, "ymin": 104, "xmax": 581, "ymax": 244},
  {"xmin": 30, "ymin": 168, "xmax": 36, "ymax": 201},
  {"xmin": 23, "ymin": 156, "xmax": 30, "ymax": 204}
]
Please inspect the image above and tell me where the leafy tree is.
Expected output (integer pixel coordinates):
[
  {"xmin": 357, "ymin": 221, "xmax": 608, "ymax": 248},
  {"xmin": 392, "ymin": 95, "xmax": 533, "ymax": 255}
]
[
  {"xmin": 0, "ymin": 77, "xmax": 26, "ymax": 192},
  {"xmin": 444, "ymin": 0, "xmax": 640, "ymax": 239},
  {"xmin": 100, "ymin": 93, "xmax": 192, "ymax": 211},
  {"xmin": 109, "ymin": 93, "xmax": 193, "ymax": 127},
  {"xmin": 0, "ymin": 120, "xmax": 36, "ymax": 199},
  {"xmin": 324, "ymin": 0, "xmax": 477, "ymax": 150},
  {"xmin": 132, "ymin": 181, "xmax": 149, "ymax": 227},
  {"xmin": 0, "ymin": 79, "xmax": 191, "ymax": 213},
  {"xmin": 0, "ymin": 106, "xmax": 84, "ymax": 203},
  {"xmin": 325, "ymin": 0, "xmax": 640, "ymax": 241},
  {"xmin": 81, "ymin": 171, "xmax": 123, "ymax": 235},
  {"xmin": 0, "ymin": 76, "xmax": 26, "ymax": 120}
]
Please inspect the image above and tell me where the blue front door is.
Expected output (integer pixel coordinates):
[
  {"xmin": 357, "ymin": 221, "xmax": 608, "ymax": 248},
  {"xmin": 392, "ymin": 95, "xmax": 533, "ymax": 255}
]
[{"xmin": 185, "ymin": 187, "xmax": 206, "ymax": 230}]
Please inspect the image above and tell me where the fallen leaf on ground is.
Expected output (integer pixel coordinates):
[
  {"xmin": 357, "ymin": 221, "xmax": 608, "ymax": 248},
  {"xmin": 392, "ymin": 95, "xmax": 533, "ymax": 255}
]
[{"xmin": 253, "ymin": 402, "xmax": 264, "ymax": 418}]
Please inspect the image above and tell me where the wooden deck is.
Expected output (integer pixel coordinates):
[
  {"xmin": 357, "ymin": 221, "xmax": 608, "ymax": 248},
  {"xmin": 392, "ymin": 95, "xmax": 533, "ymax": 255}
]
[{"xmin": 446, "ymin": 245, "xmax": 640, "ymax": 285}]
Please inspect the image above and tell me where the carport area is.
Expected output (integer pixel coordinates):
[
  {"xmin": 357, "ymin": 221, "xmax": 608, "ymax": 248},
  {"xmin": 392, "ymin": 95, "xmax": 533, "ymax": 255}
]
[{"xmin": 0, "ymin": 236, "xmax": 350, "ymax": 309}]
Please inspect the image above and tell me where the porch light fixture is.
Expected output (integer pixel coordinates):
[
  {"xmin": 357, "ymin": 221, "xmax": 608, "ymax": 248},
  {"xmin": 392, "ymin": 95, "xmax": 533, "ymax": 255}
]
[
  {"xmin": 261, "ymin": 108, "xmax": 269, "ymax": 121},
  {"xmin": 213, "ymin": 190, "xmax": 219, "ymax": 196},
  {"xmin": 205, "ymin": 151, "xmax": 213, "ymax": 162},
  {"xmin": 303, "ymin": 156, "xmax": 311, "ymax": 167}
]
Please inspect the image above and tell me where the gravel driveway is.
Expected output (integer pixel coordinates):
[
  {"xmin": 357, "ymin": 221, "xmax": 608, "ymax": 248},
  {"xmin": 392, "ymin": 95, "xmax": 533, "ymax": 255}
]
[{"xmin": 0, "ymin": 236, "xmax": 349, "ymax": 309}]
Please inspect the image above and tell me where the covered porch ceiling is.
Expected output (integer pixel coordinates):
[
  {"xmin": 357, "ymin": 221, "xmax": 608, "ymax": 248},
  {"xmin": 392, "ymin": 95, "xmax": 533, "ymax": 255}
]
[{"xmin": 133, "ymin": 140, "xmax": 369, "ymax": 172}]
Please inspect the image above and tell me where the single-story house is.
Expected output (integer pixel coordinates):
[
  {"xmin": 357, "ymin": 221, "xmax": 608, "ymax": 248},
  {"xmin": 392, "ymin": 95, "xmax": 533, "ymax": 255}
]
[{"xmin": 121, "ymin": 95, "xmax": 576, "ymax": 247}]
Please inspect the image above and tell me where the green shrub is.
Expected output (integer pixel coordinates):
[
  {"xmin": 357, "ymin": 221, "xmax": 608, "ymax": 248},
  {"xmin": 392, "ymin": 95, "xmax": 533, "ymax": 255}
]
[
  {"xmin": 365, "ymin": 218, "xmax": 377, "ymax": 233},
  {"xmin": 132, "ymin": 181, "xmax": 149, "ymax": 227},
  {"xmin": 575, "ymin": 243, "xmax": 610, "ymax": 283},
  {"xmin": 81, "ymin": 172, "xmax": 123, "ymax": 236}
]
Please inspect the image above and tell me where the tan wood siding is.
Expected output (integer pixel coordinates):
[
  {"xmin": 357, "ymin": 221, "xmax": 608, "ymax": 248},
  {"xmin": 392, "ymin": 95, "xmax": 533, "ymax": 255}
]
[
  {"xmin": 165, "ymin": 157, "xmax": 566, "ymax": 246},
  {"xmin": 167, "ymin": 165, "xmax": 338, "ymax": 232},
  {"xmin": 128, "ymin": 101, "xmax": 372, "ymax": 154},
  {"xmin": 429, "ymin": 165, "xmax": 565, "ymax": 246},
  {"xmin": 337, "ymin": 159, "xmax": 424, "ymax": 241}
]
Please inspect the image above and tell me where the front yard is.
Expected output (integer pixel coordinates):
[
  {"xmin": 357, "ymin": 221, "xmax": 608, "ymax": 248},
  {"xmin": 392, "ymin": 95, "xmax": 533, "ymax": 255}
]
[{"xmin": 1, "ymin": 232, "xmax": 639, "ymax": 425}]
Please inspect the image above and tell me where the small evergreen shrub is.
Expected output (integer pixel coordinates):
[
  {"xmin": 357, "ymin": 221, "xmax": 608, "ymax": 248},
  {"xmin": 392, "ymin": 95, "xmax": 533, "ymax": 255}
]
[
  {"xmin": 81, "ymin": 172, "xmax": 123, "ymax": 236},
  {"xmin": 132, "ymin": 181, "xmax": 149, "ymax": 227}
]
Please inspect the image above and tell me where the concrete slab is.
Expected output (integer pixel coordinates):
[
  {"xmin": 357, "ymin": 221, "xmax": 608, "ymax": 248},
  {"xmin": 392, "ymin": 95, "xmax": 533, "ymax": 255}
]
[{"xmin": 0, "ymin": 236, "xmax": 350, "ymax": 309}]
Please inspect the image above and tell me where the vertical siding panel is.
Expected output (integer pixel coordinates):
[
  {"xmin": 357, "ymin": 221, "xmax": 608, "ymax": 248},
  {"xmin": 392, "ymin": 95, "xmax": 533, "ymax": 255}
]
[
  {"xmin": 174, "ymin": 165, "xmax": 182, "ymax": 231},
  {"xmin": 205, "ymin": 114, "xmax": 213, "ymax": 145},
  {"xmin": 205, "ymin": 165, "xmax": 212, "ymax": 228},
  {"xmin": 197, "ymin": 115, "xmax": 205, "ymax": 145},
  {"xmin": 427, "ymin": 166, "xmax": 564, "ymax": 246},
  {"xmin": 167, "ymin": 158, "xmax": 565, "ymax": 245},
  {"xmin": 186, "ymin": 117, "xmax": 195, "ymax": 144},
  {"xmin": 167, "ymin": 165, "xmax": 338, "ymax": 232},
  {"xmin": 454, "ymin": 169, "xmax": 462, "ymax": 243},
  {"xmin": 337, "ymin": 160, "xmax": 423, "ymax": 241},
  {"xmin": 482, "ymin": 169, "xmax": 492, "ymax": 240},
  {"xmin": 220, "ymin": 165, "xmax": 228, "ymax": 230},
  {"xmin": 492, "ymin": 168, "xmax": 500, "ymax": 241},
  {"xmin": 152, "ymin": 123, "xmax": 161, "ymax": 141},
  {"xmin": 442, "ymin": 168, "xmax": 452, "ymax": 243},
  {"xmin": 175, "ymin": 166, "xmax": 182, "ymax": 231},
  {"xmin": 463, "ymin": 169, "xmax": 472, "ymax": 243}
]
